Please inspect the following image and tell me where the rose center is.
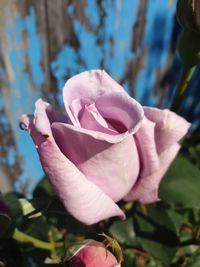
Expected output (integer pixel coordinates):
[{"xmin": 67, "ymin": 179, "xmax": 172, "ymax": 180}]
[{"xmin": 79, "ymin": 102, "xmax": 118, "ymax": 134}]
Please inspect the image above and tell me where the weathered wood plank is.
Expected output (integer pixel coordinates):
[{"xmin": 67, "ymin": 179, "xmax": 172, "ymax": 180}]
[{"xmin": 0, "ymin": 0, "xmax": 179, "ymax": 193}]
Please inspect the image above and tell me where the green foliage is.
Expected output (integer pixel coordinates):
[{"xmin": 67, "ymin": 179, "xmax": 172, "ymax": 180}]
[
  {"xmin": 185, "ymin": 254, "xmax": 200, "ymax": 267},
  {"xmin": 122, "ymin": 251, "xmax": 137, "ymax": 267},
  {"xmin": 1, "ymin": 151, "xmax": 200, "ymax": 266},
  {"xmin": 177, "ymin": 30, "xmax": 200, "ymax": 67},
  {"xmin": 188, "ymin": 144, "xmax": 200, "ymax": 168},
  {"xmin": 133, "ymin": 203, "xmax": 178, "ymax": 266},
  {"xmin": 159, "ymin": 155, "xmax": 200, "ymax": 207},
  {"xmin": 0, "ymin": 213, "xmax": 11, "ymax": 238},
  {"xmin": 109, "ymin": 218, "xmax": 136, "ymax": 246}
]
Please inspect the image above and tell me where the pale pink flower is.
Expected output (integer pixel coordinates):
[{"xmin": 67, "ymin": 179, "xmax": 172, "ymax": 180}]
[{"xmin": 19, "ymin": 70, "xmax": 190, "ymax": 224}]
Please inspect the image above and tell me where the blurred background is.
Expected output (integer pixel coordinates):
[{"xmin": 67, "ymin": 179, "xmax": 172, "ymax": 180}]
[{"xmin": 0, "ymin": 0, "xmax": 199, "ymax": 195}]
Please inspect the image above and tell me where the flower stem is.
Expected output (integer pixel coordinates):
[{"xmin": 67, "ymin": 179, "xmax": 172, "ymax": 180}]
[
  {"xmin": 171, "ymin": 65, "xmax": 196, "ymax": 112},
  {"xmin": 13, "ymin": 228, "xmax": 63, "ymax": 250}
]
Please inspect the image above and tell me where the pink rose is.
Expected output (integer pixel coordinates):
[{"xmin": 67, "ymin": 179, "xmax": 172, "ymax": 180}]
[
  {"xmin": 19, "ymin": 70, "xmax": 190, "ymax": 225},
  {"xmin": 63, "ymin": 239, "xmax": 120, "ymax": 267}
]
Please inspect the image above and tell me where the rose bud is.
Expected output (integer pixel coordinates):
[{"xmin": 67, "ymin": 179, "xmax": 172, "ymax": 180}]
[
  {"xmin": 177, "ymin": 29, "xmax": 200, "ymax": 67},
  {"xmin": 0, "ymin": 198, "xmax": 10, "ymax": 216},
  {"xmin": 176, "ymin": 0, "xmax": 200, "ymax": 32},
  {"xmin": 176, "ymin": 1, "xmax": 200, "ymax": 67},
  {"xmin": 19, "ymin": 70, "xmax": 190, "ymax": 225},
  {"xmin": 63, "ymin": 239, "xmax": 120, "ymax": 267}
]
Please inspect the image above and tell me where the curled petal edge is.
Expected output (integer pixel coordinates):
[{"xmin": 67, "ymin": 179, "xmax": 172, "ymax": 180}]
[
  {"xmin": 19, "ymin": 114, "xmax": 125, "ymax": 225},
  {"xmin": 124, "ymin": 143, "xmax": 181, "ymax": 204}
]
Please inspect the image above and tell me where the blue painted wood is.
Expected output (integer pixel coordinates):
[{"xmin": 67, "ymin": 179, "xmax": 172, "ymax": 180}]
[{"xmin": 1, "ymin": 0, "xmax": 197, "ymax": 192}]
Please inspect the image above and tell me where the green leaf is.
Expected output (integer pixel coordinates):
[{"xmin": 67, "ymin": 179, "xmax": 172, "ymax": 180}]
[
  {"xmin": 109, "ymin": 218, "xmax": 137, "ymax": 246},
  {"xmin": 166, "ymin": 207, "xmax": 190, "ymax": 232},
  {"xmin": 188, "ymin": 144, "xmax": 200, "ymax": 168},
  {"xmin": 133, "ymin": 203, "xmax": 178, "ymax": 266},
  {"xmin": 122, "ymin": 251, "xmax": 137, "ymax": 267},
  {"xmin": 159, "ymin": 155, "xmax": 200, "ymax": 208},
  {"xmin": 0, "ymin": 213, "xmax": 11, "ymax": 237},
  {"xmin": 24, "ymin": 217, "xmax": 49, "ymax": 241},
  {"xmin": 185, "ymin": 254, "xmax": 200, "ymax": 267},
  {"xmin": 43, "ymin": 198, "xmax": 94, "ymax": 236},
  {"xmin": 19, "ymin": 198, "xmax": 42, "ymax": 218},
  {"xmin": 22, "ymin": 248, "xmax": 49, "ymax": 267},
  {"xmin": 33, "ymin": 176, "xmax": 55, "ymax": 200},
  {"xmin": 4, "ymin": 193, "xmax": 23, "ymax": 226},
  {"xmin": 0, "ymin": 239, "xmax": 23, "ymax": 266}
]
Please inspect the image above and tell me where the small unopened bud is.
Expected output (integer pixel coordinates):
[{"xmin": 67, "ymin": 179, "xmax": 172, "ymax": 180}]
[
  {"xmin": 176, "ymin": 0, "xmax": 200, "ymax": 32},
  {"xmin": 63, "ymin": 239, "xmax": 121, "ymax": 267},
  {"xmin": 177, "ymin": 30, "xmax": 200, "ymax": 67}
]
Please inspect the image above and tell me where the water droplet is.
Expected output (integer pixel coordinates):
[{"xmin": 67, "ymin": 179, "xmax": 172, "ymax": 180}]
[{"xmin": 19, "ymin": 122, "xmax": 28, "ymax": 131}]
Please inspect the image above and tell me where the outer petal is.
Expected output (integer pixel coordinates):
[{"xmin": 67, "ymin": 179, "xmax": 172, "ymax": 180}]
[
  {"xmin": 52, "ymin": 122, "xmax": 140, "ymax": 202},
  {"xmin": 19, "ymin": 115, "xmax": 125, "ymax": 225},
  {"xmin": 124, "ymin": 143, "xmax": 180, "ymax": 203},
  {"xmin": 144, "ymin": 107, "xmax": 191, "ymax": 154},
  {"xmin": 19, "ymin": 99, "xmax": 70, "ymax": 147},
  {"xmin": 63, "ymin": 69, "xmax": 124, "ymax": 107},
  {"xmin": 34, "ymin": 99, "xmax": 53, "ymax": 137},
  {"xmin": 19, "ymin": 114, "xmax": 46, "ymax": 147},
  {"xmin": 34, "ymin": 99, "xmax": 69, "ymax": 134},
  {"xmin": 38, "ymin": 137, "xmax": 125, "ymax": 224},
  {"xmin": 125, "ymin": 108, "xmax": 190, "ymax": 204},
  {"xmin": 135, "ymin": 117, "xmax": 160, "ymax": 178}
]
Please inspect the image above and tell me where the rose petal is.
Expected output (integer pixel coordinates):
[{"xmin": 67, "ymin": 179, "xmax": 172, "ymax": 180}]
[
  {"xmin": 124, "ymin": 143, "xmax": 180, "ymax": 203},
  {"xmin": 79, "ymin": 102, "xmax": 118, "ymax": 135},
  {"xmin": 63, "ymin": 70, "xmax": 134, "ymax": 125},
  {"xmin": 124, "ymin": 107, "xmax": 190, "ymax": 204},
  {"xmin": 70, "ymin": 98, "xmax": 91, "ymax": 126},
  {"xmin": 63, "ymin": 70, "xmax": 144, "ymax": 140},
  {"xmin": 34, "ymin": 99, "xmax": 53, "ymax": 137},
  {"xmin": 95, "ymin": 92, "xmax": 143, "ymax": 134},
  {"xmin": 46, "ymin": 105, "xmax": 69, "ymax": 125},
  {"xmin": 52, "ymin": 122, "xmax": 140, "ymax": 202},
  {"xmin": 144, "ymin": 107, "xmax": 191, "ymax": 154},
  {"xmin": 20, "ymin": 115, "xmax": 125, "ymax": 224},
  {"xmin": 70, "ymin": 91, "xmax": 144, "ymax": 141},
  {"xmin": 20, "ymin": 100, "xmax": 125, "ymax": 224},
  {"xmin": 33, "ymin": 99, "xmax": 69, "ymax": 137},
  {"xmin": 19, "ymin": 114, "xmax": 46, "ymax": 147},
  {"xmin": 135, "ymin": 117, "xmax": 160, "ymax": 178},
  {"xmin": 38, "ymin": 137, "xmax": 125, "ymax": 224},
  {"xmin": 19, "ymin": 98, "xmax": 69, "ymax": 148}
]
